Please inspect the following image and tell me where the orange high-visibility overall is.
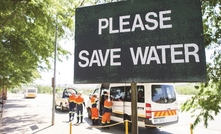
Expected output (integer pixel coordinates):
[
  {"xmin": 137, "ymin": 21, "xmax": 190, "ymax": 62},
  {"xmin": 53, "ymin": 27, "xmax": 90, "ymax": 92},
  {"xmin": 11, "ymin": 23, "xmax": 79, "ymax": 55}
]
[
  {"xmin": 101, "ymin": 99, "xmax": 113, "ymax": 125},
  {"xmin": 91, "ymin": 96, "xmax": 98, "ymax": 120}
]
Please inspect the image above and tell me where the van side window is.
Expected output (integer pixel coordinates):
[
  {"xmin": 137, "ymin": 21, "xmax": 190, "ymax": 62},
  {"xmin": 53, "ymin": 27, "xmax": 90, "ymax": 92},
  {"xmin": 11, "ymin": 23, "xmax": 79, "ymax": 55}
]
[
  {"xmin": 124, "ymin": 86, "xmax": 131, "ymax": 102},
  {"xmin": 110, "ymin": 86, "xmax": 125, "ymax": 101},
  {"xmin": 109, "ymin": 85, "xmax": 145, "ymax": 102},
  {"xmin": 137, "ymin": 86, "xmax": 144, "ymax": 103}
]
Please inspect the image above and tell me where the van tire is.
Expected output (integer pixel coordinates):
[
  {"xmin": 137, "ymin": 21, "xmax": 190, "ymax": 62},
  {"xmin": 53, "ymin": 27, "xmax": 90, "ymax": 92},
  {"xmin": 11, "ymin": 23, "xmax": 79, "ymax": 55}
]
[
  {"xmin": 55, "ymin": 104, "xmax": 57, "ymax": 110},
  {"xmin": 87, "ymin": 107, "xmax": 92, "ymax": 119},
  {"xmin": 146, "ymin": 126, "xmax": 157, "ymax": 129},
  {"xmin": 60, "ymin": 103, "xmax": 63, "ymax": 111}
]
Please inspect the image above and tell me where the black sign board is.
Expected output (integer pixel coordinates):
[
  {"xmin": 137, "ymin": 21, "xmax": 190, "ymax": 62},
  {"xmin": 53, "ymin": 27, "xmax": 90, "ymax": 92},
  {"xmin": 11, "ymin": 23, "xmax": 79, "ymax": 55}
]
[{"xmin": 74, "ymin": 0, "xmax": 206, "ymax": 83}]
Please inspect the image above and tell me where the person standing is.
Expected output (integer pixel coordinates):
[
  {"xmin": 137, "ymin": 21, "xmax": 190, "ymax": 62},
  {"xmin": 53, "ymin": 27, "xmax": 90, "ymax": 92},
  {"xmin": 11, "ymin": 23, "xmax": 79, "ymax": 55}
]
[
  {"xmin": 75, "ymin": 92, "xmax": 85, "ymax": 123},
  {"xmin": 101, "ymin": 95, "xmax": 113, "ymax": 128},
  {"xmin": 90, "ymin": 94, "xmax": 99, "ymax": 125},
  {"xmin": 68, "ymin": 92, "xmax": 76, "ymax": 122},
  {"xmin": 100, "ymin": 90, "xmax": 107, "ymax": 115}
]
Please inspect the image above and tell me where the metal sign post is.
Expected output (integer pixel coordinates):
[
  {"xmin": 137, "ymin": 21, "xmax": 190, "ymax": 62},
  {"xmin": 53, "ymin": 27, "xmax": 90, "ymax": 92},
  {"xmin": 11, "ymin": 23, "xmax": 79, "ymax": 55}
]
[{"xmin": 131, "ymin": 82, "xmax": 138, "ymax": 134}]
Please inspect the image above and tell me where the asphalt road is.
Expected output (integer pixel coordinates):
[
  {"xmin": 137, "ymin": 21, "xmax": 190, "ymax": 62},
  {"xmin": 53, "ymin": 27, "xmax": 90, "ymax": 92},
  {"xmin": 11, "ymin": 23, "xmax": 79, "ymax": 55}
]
[{"xmin": 0, "ymin": 94, "xmax": 221, "ymax": 134}]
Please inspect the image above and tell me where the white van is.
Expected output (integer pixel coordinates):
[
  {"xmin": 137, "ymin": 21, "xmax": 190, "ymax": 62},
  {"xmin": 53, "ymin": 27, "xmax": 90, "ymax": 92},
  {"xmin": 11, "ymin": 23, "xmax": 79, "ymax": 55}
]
[
  {"xmin": 24, "ymin": 87, "xmax": 38, "ymax": 98},
  {"xmin": 55, "ymin": 88, "xmax": 78, "ymax": 111},
  {"xmin": 86, "ymin": 83, "xmax": 179, "ymax": 129}
]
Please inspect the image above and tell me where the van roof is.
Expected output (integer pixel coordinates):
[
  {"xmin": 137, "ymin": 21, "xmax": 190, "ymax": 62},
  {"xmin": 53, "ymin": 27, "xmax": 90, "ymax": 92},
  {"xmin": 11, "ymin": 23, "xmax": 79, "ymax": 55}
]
[
  {"xmin": 96, "ymin": 83, "xmax": 175, "ymax": 89},
  {"xmin": 108, "ymin": 83, "xmax": 174, "ymax": 87}
]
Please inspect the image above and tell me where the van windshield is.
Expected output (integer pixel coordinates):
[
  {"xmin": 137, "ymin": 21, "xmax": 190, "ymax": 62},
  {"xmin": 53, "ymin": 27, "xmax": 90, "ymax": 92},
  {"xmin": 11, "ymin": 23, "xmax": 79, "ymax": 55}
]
[
  {"xmin": 63, "ymin": 88, "xmax": 77, "ymax": 98},
  {"xmin": 66, "ymin": 88, "xmax": 77, "ymax": 94},
  {"xmin": 28, "ymin": 89, "xmax": 36, "ymax": 93},
  {"xmin": 151, "ymin": 85, "xmax": 176, "ymax": 104}
]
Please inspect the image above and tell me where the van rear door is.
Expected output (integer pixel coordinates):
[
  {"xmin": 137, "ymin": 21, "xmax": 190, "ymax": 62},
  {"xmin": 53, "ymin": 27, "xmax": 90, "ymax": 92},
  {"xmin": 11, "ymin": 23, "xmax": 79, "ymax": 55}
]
[{"xmin": 150, "ymin": 84, "xmax": 178, "ymax": 124}]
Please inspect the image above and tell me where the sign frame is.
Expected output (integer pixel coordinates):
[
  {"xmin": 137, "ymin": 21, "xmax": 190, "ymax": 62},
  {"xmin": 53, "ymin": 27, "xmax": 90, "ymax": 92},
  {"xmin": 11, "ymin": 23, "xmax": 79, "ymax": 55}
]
[{"xmin": 74, "ymin": 0, "xmax": 207, "ymax": 83}]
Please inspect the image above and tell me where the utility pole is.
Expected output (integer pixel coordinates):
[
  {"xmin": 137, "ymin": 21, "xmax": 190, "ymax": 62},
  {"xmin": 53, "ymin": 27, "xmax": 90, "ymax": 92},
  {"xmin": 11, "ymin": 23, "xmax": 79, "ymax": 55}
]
[
  {"xmin": 52, "ymin": 15, "xmax": 58, "ymax": 125},
  {"xmin": 0, "ymin": 75, "xmax": 3, "ymax": 104}
]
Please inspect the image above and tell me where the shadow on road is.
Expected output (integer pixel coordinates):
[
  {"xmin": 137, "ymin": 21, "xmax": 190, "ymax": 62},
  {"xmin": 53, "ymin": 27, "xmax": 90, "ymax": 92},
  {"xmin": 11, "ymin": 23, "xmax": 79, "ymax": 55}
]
[
  {"xmin": 83, "ymin": 116, "xmax": 174, "ymax": 134},
  {"xmin": 3, "ymin": 99, "xmax": 26, "ymax": 110},
  {"xmin": 55, "ymin": 108, "xmax": 69, "ymax": 114},
  {"xmin": 31, "ymin": 125, "xmax": 53, "ymax": 134},
  {"xmin": 141, "ymin": 127, "xmax": 173, "ymax": 134},
  {"xmin": 0, "ymin": 99, "xmax": 50, "ymax": 134},
  {"xmin": 1, "ymin": 114, "xmax": 48, "ymax": 134},
  {"xmin": 83, "ymin": 116, "xmax": 94, "ymax": 125}
]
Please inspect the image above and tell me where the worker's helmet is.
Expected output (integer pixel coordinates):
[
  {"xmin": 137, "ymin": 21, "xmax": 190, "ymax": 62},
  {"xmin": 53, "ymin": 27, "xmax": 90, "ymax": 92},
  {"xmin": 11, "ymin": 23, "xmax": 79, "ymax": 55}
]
[{"xmin": 102, "ymin": 89, "xmax": 109, "ymax": 95}]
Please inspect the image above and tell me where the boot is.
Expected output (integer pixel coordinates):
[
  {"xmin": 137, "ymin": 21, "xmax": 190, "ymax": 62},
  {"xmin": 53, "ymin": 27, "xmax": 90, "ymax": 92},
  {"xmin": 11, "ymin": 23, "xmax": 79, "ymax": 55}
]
[
  {"xmin": 95, "ymin": 119, "xmax": 99, "ymax": 125},
  {"xmin": 71, "ymin": 113, "xmax": 75, "ymax": 121},
  {"xmin": 92, "ymin": 119, "xmax": 95, "ymax": 125},
  {"xmin": 80, "ymin": 116, "xmax": 83, "ymax": 123},
  {"xmin": 94, "ymin": 119, "xmax": 97, "ymax": 125},
  {"xmin": 106, "ymin": 123, "xmax": 110, "ymax": 129},
  {"xmin": 76, "ymin": 117, "xmax": 79, "ymax": 123},
  {"xmin": 69, "ymin": 113, "xmax": 72, "ymax": 122},
  {"xmin": 101, "ymin": 123, "xmax": 106, "ymax": 129}
]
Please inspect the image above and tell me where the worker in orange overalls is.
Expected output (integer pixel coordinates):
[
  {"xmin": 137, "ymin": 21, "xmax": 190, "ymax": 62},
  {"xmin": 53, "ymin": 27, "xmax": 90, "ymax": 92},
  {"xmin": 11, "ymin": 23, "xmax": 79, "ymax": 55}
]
[
  {"xmin": 90, "ymin": 94, "xmax": 99, "ymax": 125},
  {"xmin": 75, "ymin": 92, "xmax": 85, "ymax": 123},
  {"xmin": 101, "ymin": 94, "xmax": 113, "ymax": 128},
  {"xmin": 68, "ymin": 92, "xmax": 76, "ymax": 122}
]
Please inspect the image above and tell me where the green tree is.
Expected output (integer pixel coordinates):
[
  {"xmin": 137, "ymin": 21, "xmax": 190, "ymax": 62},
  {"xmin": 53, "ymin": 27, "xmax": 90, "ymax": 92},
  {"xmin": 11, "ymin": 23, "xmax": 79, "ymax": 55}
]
[
  {"xmin": 0, "ymin": 0, "xmax": 92, "ymax": 88},
  {"xmin": 36, "ymin": 85, "xmax": 52, "ymax": 94},
  {"xmin": 175, "ymin": 84, "xmax": 200, "ymax": 95},
  {"xmin": 181, "ymin": 0, "xmax": 221, "ymax": 128}
]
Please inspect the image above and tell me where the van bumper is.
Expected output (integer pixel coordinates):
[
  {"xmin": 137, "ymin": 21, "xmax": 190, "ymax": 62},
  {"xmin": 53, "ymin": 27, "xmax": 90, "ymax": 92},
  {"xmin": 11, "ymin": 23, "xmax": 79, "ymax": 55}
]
[{"xmin": 145, "ymin": 117, "xmax": 179, "ymax": 127}]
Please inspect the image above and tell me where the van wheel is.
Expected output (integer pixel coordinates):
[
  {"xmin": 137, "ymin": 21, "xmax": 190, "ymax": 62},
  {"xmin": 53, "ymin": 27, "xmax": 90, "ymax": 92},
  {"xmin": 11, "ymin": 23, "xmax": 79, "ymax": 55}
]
[
  {"xmin": 60, "ymin": 103, "xmax": 63, "ymax": 111},
  {"xmin": 87, "ymin": 107, "xmax": 92, "ymax": 119},
  {"xmin": 145, "ymin": 125, "xmax": 157, "ymax": 129},
  {"xmin": 55, "ymin": 104, "xmax": 57, "ymax": 110}
]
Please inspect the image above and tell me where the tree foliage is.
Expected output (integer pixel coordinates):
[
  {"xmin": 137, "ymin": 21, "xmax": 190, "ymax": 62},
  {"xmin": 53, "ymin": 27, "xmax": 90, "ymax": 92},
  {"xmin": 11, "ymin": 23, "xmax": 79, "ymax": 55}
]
[
  {"xmin": 0, "ymin": 0, "xmax": 92, "ymax": 88},
  {"xmin": 175, "ymin": 84, "xmax": 200, "ymax": 95},
  {"xmin": 181, "ymin": 0, "xmax": 221, "ymax": 128}
]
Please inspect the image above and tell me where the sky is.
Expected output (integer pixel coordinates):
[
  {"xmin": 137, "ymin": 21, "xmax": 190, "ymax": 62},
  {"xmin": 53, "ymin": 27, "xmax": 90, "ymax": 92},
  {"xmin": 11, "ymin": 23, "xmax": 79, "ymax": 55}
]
[{"xmin": 34, "ymin": 39, "xmax": 98, "ymax": 89}]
